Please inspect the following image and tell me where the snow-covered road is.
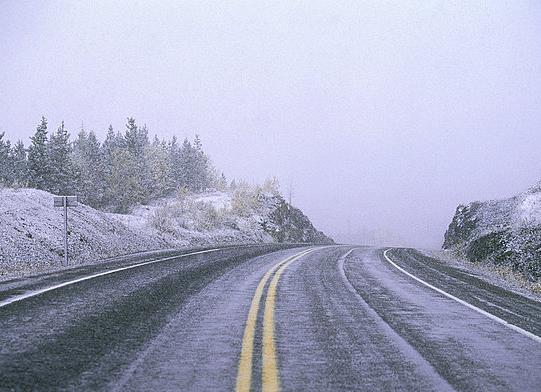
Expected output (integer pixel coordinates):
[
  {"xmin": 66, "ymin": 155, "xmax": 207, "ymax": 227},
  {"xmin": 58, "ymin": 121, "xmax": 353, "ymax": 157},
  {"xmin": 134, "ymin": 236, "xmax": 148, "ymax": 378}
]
[{"xmin": 0, "ymin": 245, "xmax": 539, "ymax": 391}]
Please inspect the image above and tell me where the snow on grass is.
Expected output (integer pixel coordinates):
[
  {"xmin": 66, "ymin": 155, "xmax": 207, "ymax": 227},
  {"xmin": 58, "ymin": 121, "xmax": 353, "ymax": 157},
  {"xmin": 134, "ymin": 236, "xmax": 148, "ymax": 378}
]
[
  {"xmin": 0, "ymin": 184, "xmax": 329, "ymax": 279},
  {"xmin": 194, "ymin": 191, "xmax": 231, "ymax": 210},
  {"xmin": 0, "ymin": 188, "xmax": 169, "ymax": 278},
  {"xmin": 0, "ymin": 188, "xmax": 274, "ymax": 278}
]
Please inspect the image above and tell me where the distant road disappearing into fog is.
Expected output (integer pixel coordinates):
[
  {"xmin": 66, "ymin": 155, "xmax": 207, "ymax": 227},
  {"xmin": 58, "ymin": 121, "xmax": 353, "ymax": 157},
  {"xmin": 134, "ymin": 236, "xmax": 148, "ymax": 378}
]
[{"xmin": 0, "ymin": 244, "xmax": 540, "ymax": 391}]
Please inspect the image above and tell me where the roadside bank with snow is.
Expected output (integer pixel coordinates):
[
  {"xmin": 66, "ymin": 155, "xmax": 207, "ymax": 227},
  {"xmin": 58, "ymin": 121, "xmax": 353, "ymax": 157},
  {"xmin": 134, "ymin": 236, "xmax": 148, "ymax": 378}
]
[{"xmin": 0, "ymin": 186, "xmax": 332, "ymax": 279}]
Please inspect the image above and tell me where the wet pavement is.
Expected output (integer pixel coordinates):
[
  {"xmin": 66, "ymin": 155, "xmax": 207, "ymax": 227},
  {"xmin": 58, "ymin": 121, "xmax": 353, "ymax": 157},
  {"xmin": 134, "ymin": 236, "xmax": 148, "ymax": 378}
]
[{"xmin": 0, "ymin": 245, "xmax": 539, "ymax": 391}]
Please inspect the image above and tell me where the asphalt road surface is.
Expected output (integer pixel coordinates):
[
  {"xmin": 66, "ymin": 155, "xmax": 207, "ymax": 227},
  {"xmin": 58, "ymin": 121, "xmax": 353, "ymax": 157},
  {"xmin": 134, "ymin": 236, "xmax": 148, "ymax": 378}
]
[{"xmin": 0, "ymin": 244, "xmax": 540, "ymax": 391}]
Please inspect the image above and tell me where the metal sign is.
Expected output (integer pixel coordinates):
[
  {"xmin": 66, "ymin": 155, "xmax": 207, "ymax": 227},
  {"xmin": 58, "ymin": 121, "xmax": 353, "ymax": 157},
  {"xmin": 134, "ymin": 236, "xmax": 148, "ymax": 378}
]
[
  {"xmin": 53, "ymin": 196, "xmax": 78, "ymax": 207},
  {"xmin": 53, "ymin": 196, "xmax": 79, "ymax": 266}
]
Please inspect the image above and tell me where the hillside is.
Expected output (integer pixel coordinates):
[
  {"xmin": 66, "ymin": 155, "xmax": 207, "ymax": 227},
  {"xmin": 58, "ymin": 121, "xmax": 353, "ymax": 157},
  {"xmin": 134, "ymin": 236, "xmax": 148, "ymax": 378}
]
[
  {"xmin": 0, "ymin": 186, "xmax": 332, "ymax": 278},
  {"xmin": 0, "ymin": 188, "xmax": 169, "ymax": 277},
  {"xmin": 443, "ymin": 183, "xmax": 541, "ymax": 281},
  {"xmin": 115, "ymin": 185, "xmax": 333, "ymax": 246}
]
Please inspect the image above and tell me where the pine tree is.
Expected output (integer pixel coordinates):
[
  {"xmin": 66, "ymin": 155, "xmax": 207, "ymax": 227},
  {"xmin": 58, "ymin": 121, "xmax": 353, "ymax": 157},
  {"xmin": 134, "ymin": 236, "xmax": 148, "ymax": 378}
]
[
  {"xmin": 73, "ymin": 129, "xmax": 104, "ymax": 207},
  {"xmin": 27, "ymin": 117, "xmax": 50, "ymax": 190},
  {"xmin": 218, "ymin": 172, "xmax": 228, "ymax": 191},
  {"xmin": 179, "ymin": 135, "xmax": 210, "ymax": 192},
  {"xmin": 101, "ymin": 125, "xmax": 119, "ymax": 206},
  {"xmin": 147, "ymin": 136, "xmax": 174, "ymax": 198},
  {"xmin": 194, "ymin": 134, "xmax": 203, "ymax": 151},
  {"xmin": 0, "ymin": 132, "xmax": 13, "ymax": 186},
  {"xmin": 11, "ymin": 140, "xmax": 27, "ymax": 187},
  {"xmin": 6, "ymin": 116, "xmax": 218, "ymax": 210},
  {"xmin": 86, "ymin": 130, "xmax": 103, "ymax": 192},
  {"xmin": 107, "ymin": 147, "xmax": 142, "ymax": 212},
  {"xmin": 168, "ymin": 136, "xmax": 183, "ymax": 189},
  {"xmin": 122, "ymin": 118, "xmax": 151, "ymax": 204},
  {"xmin": 193, "ymin": 135, "xmax": 210, "ymax": 191},
  {"xmin": 138, "ymin": 124, "xmax": 152, "ymax": 195},
  {"xmin": 48, "ymin": 121, "xmax": 77, "ymax": 195},
  {"xmin": 124, "ymin": 117, "xmax": 148, "ymax": 157},
  {"xmin": 102, "ymin": 125, "xmax": 116, "ymax": 153},
  {"xmin": 179, "ymin": 138, "xmax": 195, "ymax": 189}
]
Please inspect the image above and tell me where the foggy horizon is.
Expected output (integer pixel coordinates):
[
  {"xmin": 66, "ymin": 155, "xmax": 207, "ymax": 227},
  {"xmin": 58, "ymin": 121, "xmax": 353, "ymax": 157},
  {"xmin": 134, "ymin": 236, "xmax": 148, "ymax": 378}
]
[{"xmin": 2, "ymin": 1, "xmax": 541, "ymax": 249}]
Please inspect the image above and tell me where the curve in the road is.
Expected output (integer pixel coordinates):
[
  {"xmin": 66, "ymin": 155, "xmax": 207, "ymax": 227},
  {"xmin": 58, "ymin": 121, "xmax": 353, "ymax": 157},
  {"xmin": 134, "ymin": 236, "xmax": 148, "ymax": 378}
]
[
  {"xmin": 383, "ymin": 248, "xmax": 541, "ymax": 344},
  {"xmin": 337, "ymin": 248, "xmax": 455, "ymax": 391},
  {"xmin": 0, "ymin": 248, "xmax": 221, "ymax": 309}
]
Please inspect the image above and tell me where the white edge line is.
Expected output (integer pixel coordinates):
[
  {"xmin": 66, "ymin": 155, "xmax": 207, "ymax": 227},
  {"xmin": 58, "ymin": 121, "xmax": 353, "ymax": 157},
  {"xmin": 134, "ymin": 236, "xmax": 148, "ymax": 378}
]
[
  {"xmin": 383, "ymin": 249, "xmax": 541, "ymax": 344},
  {"xmin": 0, "ymin": 248, "xmax": 221, "ymax": 308},
  {"xmin": 338, "ymin": 248, "xmax": 456, "ymax": 392}
]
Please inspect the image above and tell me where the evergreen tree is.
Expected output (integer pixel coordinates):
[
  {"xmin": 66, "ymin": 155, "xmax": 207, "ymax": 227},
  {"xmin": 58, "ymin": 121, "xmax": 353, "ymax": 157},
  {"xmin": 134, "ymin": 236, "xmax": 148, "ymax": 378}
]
[
  {"xmin": 2, "ymin": 116, "xmax": 219, "ymax": 212},
  {"xmin": 107, "ymin": 147, "xmax": 142, "ymax": 212},
  {"xmin": 121, "ymin": 118, "xmax": 151, "ymax": 204},
  {"xmin": 10, "ymin": 140, "xmax": 27, "ymax": 187},
  {"xmin": 147, "ymin": 136, "xmax": 174, "ymax": 198},
  {"xmin": 27, "ymin": 117, "xmax": 50, "ymax": 190},
  {"xmin": 124, "ymin": 118, "xmax": 137, "ymax": 151},
  {"xmin": 101, "ymin": 125, "xmax": 119, "ymax": 206},
  {"xmin": 192, "ymin": 135, "xmax": 210, "ymax": 191},
  {"xmin": 73, "ymin": 129, "xmax": 104, "ymax": 207},
  {"xmin": 194, "ymin": 134, "xmax": 203, "ymax": 151},
  {"xmin": 48, "ymin": 121, "xmax": 77, "ymax": 194},
  {"xmin": 179, "ymin": 138, "xmax": 195, "ymax": 189},
  {"xmin": 168, "ymin": 136, "xmax": 183, "ymax": 189},
  {"xmin": 101, "ymin": 125, "xmax": 123, "ymax": 170},
  {"xmin": 217, "ymin": 172, "xmax": 228, "ymax": 191},
  {"xmin": 124, "ymin": 117, "xmax": 148, "ymax": 156},
  {"xmin": 138, "ymin": 124, "xmax": 153, "ymax": 193},
  {"xmin": 178, "ymin": 135, "xmax": 211, "ymax": 192},
  {"xmin": 0, "ymin": 132, "xmax": 13, "ymax": 186},
  {"xmin": 102, "ymin": 125, "xmax": 116, "ymax": 153}
]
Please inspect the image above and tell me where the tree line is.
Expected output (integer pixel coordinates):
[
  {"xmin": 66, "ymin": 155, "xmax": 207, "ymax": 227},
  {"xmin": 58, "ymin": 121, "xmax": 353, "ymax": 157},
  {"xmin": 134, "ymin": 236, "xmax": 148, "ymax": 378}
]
[{"xmin": 0, "ymin": 117, "xmax": 224, "ymax": 212}]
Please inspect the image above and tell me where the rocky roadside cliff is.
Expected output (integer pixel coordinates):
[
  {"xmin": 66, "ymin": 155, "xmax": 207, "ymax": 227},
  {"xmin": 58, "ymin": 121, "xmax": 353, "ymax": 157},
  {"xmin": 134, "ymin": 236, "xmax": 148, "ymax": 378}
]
[
  {"xmin": 260, "ymin": 194, "xmax": 334, "ymax": 245},
  {"xmin": 443, "ymin": 183, "xmax": 541, "ymax": 282}
]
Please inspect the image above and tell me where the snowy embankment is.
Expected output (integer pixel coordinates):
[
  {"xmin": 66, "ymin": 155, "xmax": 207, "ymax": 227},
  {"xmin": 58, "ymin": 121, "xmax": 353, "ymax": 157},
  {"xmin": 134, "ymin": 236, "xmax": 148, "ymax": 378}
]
[
  {"xmin": 111, "ymin": 190, "xmax": 275, "ymax": 246},
  {"xmin": 0, "ymin": 188, "xmax": 170, "ymax": 278},
  {"xmin": 0, "ymin": 187, "xmax": 332, "ymax": 279}
]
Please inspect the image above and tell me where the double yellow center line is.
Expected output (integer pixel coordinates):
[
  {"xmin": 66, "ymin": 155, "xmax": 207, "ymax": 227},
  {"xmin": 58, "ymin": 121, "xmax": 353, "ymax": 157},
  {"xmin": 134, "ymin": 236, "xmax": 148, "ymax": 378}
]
[{"xmin": 236, "ymin": 248, "xmax": 316, "ymax": 392}]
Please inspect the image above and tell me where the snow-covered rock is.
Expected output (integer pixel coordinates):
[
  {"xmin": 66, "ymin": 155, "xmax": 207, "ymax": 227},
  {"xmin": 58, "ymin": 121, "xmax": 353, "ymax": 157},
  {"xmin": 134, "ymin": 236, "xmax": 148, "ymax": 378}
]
[{"xmin": 443, "ymin": 183, "xmax": 541, "ymax": 281}]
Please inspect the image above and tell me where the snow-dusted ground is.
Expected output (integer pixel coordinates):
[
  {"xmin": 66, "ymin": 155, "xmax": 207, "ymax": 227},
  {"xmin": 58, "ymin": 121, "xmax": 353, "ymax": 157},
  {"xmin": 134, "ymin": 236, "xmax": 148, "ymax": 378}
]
[
  {"xmin": 518, "ymin": 191, "xmax": 541, "ymax": 227},
  {"xmin": 109, "ymin": 190, "xmax": 274, "ymax": 246},
  {"xmin": 0, "ymin": 188, "xmax": 275, "ymax": 280},
  {"xmin": 0, "ymin": 188, "xmax": 172, "ymax": 280},
  {"xmin": 422, "ymin": 248, "xmax": 541, "ymax": 301}
]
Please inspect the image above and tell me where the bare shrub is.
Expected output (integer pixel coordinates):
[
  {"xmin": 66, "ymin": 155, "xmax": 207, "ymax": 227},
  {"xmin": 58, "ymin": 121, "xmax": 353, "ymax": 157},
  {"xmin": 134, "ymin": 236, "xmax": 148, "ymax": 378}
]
[
  {"xmin": 175, "ymin": 187, "xmax": 192, "ymax": 212},
  {"xmin": 148, "ymin": 206, "xmax": 176, "ymax": 235},
  {"xmin": 231, "ymin": 183, "xmax": 259, "ymax": 217},
  {"xmin": 193, "ymin": 201, "xmax": 222, "ymax": 230},
  {"xmin": 260, "ymin": 177, "xmax": 281, "ymax": 197}
]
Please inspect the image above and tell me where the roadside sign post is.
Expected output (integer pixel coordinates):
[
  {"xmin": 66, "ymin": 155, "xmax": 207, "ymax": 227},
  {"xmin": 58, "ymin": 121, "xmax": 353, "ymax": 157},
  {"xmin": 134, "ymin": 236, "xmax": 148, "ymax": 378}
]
[{"xmin": 53, "ymin": 196, "xmax": 78, "ymax": 266}]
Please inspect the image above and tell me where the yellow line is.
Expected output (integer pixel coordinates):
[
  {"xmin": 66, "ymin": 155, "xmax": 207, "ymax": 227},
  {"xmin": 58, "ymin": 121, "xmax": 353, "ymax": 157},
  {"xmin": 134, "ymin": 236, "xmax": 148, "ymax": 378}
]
[
  {"xmin": 235, "ymin": 248, "xmax": 314, "ymax": 392},
  {"xmin": 261, "ymin": 250, "xmax": 315, "ymax": 392}
]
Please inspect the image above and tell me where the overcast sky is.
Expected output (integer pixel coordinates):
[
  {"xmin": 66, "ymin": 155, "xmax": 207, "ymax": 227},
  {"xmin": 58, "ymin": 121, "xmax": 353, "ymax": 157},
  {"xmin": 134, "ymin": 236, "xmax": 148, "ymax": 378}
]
[{"xmin": 1, "ymin": 1, "xmax": 541, "ymax": 248}]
